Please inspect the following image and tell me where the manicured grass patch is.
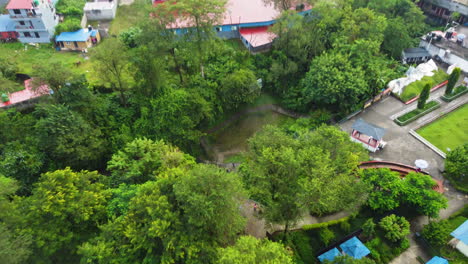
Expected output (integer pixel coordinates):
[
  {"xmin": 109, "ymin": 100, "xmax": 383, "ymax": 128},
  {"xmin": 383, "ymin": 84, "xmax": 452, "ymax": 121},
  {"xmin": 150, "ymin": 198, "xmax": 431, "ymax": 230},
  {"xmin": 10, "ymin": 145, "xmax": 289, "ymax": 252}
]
[
  {"xmin": 400, "ymin": 70, "xmax": 448, "ymax": 102},
  {"xmin": 109, "ymin": 0, "xmax": 150, "ymax": 35},
  {"xmin": 395, "ymin": 101, "xmax": 440, "ymax": 125},
  {"xmin": 417, "ymin": 104, "xmax": 468, "ymax": 151}
]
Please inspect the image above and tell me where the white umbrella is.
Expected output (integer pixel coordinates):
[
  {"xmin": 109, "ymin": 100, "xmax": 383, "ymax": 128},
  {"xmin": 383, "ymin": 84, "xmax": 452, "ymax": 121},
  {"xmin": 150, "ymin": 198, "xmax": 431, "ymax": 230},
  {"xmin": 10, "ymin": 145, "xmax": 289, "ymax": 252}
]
[{"xmin": 415, "ymin": 159, "xmax": 429, "ymax": 169}]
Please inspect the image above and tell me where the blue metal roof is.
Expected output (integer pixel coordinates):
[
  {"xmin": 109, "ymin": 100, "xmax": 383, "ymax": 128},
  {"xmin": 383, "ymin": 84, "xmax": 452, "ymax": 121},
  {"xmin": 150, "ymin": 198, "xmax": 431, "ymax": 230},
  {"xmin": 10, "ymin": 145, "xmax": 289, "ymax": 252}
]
[
  {"xmin": 426, "ymin": 256, "xmax": 449, "ymax": 264},
  {"xmin": 451, "ymin": 220, "xmax": 468, "ymax": 244},
  {"xmin": 318, "ymin": 248, "xmax": 342, "ymax": 262},
  {"xmin": 56, "ymin": 29, "xmax": 98, "ymax": 42},
  {"xmin": 339, "ymin": 236, "xmax": 371, "ymax": 260},
  {"xmin": 0, "ymin": 15, "xmax": 16, "ymax": 32}
]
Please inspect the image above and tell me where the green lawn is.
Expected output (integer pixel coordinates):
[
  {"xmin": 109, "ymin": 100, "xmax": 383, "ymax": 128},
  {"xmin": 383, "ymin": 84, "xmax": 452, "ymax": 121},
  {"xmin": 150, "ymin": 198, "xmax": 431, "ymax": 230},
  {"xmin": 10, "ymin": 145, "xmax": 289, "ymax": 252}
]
[
  {"xmin": 109, "ymin": 0, "xmax": 150, "ymax": 35},
  {"xmin": 400, "ymin": 70, "xmax": 448, "ymax": 102},
  {"xmin": 0, "ymin": 42, "xmax": 93, "ymax": 76},
  {"xmin": 417, "ymin": 104, "xmax": 468, "ymax": 152}
]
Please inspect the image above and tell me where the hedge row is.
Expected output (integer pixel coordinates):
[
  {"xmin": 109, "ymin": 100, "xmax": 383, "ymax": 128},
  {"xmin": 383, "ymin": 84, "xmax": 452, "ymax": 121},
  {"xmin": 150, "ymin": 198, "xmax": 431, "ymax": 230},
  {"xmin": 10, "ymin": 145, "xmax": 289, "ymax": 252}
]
[
  {"xmin": 302, "ymin": 216, "xmax": 350, "ymax": 231},
  {"xmin": 394, "ymin": 101, "xmax": 440, "ymax": 126},
  {"xmin": 441, "ymin": 86, "xmax": 468, "ymax": 102}
]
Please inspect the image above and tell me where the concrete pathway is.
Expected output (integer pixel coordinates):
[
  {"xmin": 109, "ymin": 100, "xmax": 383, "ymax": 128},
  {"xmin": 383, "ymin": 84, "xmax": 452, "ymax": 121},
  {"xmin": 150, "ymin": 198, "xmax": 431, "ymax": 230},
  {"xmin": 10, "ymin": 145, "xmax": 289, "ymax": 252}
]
[{"xmin": 119, "ymin": 0, "xmax": 135, "ymax": 6}]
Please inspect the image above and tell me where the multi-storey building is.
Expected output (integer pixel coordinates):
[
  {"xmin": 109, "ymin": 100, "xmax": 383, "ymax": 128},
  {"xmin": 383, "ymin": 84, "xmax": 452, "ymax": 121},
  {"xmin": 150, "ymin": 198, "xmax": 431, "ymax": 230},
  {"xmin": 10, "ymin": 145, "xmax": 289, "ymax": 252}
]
[
  {"xmin": 6, "ymin": 0, "xmax": 59, "ymax": 43},
  {"xmin": 417, "ymin": 0, "xmax": 468, "ymax": 25}
]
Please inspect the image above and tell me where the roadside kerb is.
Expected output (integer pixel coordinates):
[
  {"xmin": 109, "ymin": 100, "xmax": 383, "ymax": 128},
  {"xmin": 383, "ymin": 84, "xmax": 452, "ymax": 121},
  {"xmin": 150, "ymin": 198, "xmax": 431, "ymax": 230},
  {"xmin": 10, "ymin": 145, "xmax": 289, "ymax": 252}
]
[{"xmin": 409, "ymin": 129, "xmax": 446, "ymax": 159}]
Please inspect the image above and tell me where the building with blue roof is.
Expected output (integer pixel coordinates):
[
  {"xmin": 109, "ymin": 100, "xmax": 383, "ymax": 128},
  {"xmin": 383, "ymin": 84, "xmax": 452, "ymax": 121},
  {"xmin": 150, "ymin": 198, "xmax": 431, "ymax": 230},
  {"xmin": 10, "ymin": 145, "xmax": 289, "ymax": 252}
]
[
  {"xmin": 450, "ymin": 220, "xmax": 468, "ymax": 257},
  {"xmin": 55, "ymin": 28, "xmax": 101, "ymax": 51},
  {"xmin": 339, "ymin": 236, "xmax": 371, "ymax": 260},
  {"xmin": 318, "ymin": 248, "xmax": 342, "ymax": 263},
  {"xmin": 426, "ymin": 256, "xmax": 449, "ymax": 264}
]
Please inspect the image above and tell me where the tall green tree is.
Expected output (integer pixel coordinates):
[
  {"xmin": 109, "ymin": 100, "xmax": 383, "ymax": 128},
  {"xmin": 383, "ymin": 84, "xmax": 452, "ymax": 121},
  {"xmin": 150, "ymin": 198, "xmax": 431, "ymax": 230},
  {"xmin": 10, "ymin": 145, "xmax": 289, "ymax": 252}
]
[
  {"xmin": 445, "ymin": 67, "xmax": 461, "ymax": 95},
  {"xmin": 21, "ymin": 168, "xmax": 108, "ymax": 263},
  {"xmin": 421, "ymin": 220, "xmax": 451, "ymax": 246},
  {"xmin": 241, "ymin": 125, "xmax": 369, "ymax": 235},
  {"xmin": 445, "ymin": 143, "xmax": 468, "ymax": 192},
  {"xmin": 159, "ymin": 0, "xmax": 227, "ymax": 77},
  {"xmin": 92, "ymin": 38, "xmax": 133, "ymax": 105},
  {"xmin": 417, "ymin": 83, "xmax": 430, "ymax": 109},
  {"xmin": 107, "ymin": 138, "xmax": 194, "ymax": 186},
  {"xmin": 217, "ymin": 236, "xmax": 294, "ymax": 264},
  {"xmin": 361, "ymin": 169, "xmax": 403, "ymax": 211},
  {"xmin": 301, "ymin": 51, "xmax": 368, "ymax": 113},
  {"xmin": 80, "ymin": 164, "xmax": 246, "ymax": 263},
  {"xmin": 34, "ymin": 104, "xmax": 106, "ymax": 170}
]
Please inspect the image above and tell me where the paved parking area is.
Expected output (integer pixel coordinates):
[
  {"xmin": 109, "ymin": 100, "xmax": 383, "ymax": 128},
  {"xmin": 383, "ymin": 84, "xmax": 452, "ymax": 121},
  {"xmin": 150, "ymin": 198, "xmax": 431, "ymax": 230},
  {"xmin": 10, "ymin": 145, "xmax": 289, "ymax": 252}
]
[{"xmin": 339, "ymin": 94, "xmax": 445, "ymax": 178}]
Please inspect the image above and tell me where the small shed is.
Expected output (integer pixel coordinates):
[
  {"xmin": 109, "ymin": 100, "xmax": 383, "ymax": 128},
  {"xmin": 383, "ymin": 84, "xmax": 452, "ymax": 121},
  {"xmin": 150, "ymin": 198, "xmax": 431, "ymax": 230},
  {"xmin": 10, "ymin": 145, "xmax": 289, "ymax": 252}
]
[
  {"xmin": 351, "ymin": 118, "xmax": 387, "ymax": 152},
  {"xmin": 426, "ymin": 256, "xmax": 449, "ymax": 264},
  {"xmin": 0, "ymin": 14, "xmax": 18, "ymax": 41},
  {"xmin": 402, "ymin": 48, "xmax": 431, "ymax": 64},
  {"xmin": 55, "ymin": 28, "xmax": 101, "ymax": 51},
  {"xmin": 339, "ymin": 236, "xmax": 371, "ymax": 260},
  {"xmin": 450, "ymin": 220, "xmax": 468, "ymax": 257},
  {"xmin": 318, "ymin": 247, "xmax": 342, "ymax": 263}
]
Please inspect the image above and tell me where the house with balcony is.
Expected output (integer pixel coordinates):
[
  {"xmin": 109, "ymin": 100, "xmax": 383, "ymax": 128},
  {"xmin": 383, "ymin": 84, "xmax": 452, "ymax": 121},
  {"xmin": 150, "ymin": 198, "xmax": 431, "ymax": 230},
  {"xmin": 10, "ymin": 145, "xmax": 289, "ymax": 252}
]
[{"xmin": 6, "ymin": 0, "xmax": 59, "ymax": 43}]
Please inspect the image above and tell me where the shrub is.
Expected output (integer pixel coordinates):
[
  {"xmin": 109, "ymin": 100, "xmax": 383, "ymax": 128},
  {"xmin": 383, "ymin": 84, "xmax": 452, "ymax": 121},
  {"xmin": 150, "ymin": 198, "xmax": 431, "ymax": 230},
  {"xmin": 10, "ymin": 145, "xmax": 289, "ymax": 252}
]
[
  {"xmin": 395, "ymin": 101, "xmax": 439, "ymax": 125},
  {"xmin": 319, "ymin": 227, "xmax": 335, "ymax": 246},
  {"xmin": 362, "ymin": 218, "xmax": 376, "ymax": 238},
  {"xmin": 445, "ymin": 68, "xmax": 461, "ymax": 95},
  {"xmin": 421, "ymin": 220, "xmax": 451, "ymax": 246},
  {"xmin": 119, "ymin": 27, "xmax": 142, "ymax": 48},
  {"xmin": 379, "ymin": 214, "xmax": 410, "ymax": 242},
  {"xmin": 445, "ymin": 144, "xmax": 468, "ymax": 193},
  {"xmin": 417, "ymin": 84, "xmax": 430, "ymax": 109}
]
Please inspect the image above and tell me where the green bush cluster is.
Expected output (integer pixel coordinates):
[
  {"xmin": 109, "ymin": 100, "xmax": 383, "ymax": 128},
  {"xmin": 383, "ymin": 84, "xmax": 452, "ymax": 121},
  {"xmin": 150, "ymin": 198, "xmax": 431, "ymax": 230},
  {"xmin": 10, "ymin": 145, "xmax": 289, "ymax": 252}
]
[
  {"xmin": 365, "ymin": 236, "xmax": 409, "ymax": 264},
  {"xmin": 302, "ymin": 216, "xmax": 350, "ymax": 231},
  {"xmin": 55, "ymin": 18, "xmax": 82, "ymax": 35}
]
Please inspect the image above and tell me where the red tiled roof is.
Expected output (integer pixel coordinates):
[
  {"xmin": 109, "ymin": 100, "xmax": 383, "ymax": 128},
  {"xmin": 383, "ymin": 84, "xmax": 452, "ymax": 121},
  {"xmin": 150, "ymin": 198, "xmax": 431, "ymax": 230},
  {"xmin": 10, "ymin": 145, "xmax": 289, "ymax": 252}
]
[
  {"xmin": 0, "ymin": 79, "xmax": 49, "ymax": 108},
  {"xmin": 6, "ymin": 0, "xmax": 33, "ymax": 10},
  {"xmin": 240, "ymin": 26, "xmax": 275, "ymax": 48}
]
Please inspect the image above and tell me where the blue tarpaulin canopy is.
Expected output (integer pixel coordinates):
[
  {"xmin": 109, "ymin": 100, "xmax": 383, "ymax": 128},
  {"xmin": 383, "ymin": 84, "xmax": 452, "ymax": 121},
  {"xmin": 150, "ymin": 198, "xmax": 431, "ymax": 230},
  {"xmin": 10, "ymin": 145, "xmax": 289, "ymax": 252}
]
[
  {"xmin": 451, "ymin": 220, "xmax": 468, "ymax": 244},
  {"xmin": 339, "ymin": 236, "xmax": 370, "ymax": 259},
  {"xmin": 318, "ymin": 248, "xmax": 342, "ymax": 262},
  {"xmin": 56, "ymin": 29, "xmax": 98, "ymax": 42},
  {"xmin": 426, "ymin": 256, "xmax": 449, "ymax": 264}
]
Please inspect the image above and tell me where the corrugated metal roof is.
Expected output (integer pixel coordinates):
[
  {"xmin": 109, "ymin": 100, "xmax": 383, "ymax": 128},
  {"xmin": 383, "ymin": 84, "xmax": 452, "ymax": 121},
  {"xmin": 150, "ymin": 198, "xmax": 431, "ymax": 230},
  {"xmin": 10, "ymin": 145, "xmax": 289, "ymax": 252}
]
[
  {"xmin": 351, "ymin": 118, "xmax": 386, "ymax": 140},
  {"xmin": 0, "ymin": 15, "xmax": 16, "ymax": 32},
  {"xmin": 339, "ymin": 237, "xmax": 370, "ymax": 260},
  {"xmin": 56, "ymin": 29, "xmax": 98, "ymax": 42},
  {"xmin": 403, "ymin": 48, "xmax": 431, "ymax": 58},
  {"xmin": 451, "ymin": 220, "xmax": 468, "ymax": 244},
  {"xmin": 240, "ymin": 26, "xmax": 275, "ymax": 47}
]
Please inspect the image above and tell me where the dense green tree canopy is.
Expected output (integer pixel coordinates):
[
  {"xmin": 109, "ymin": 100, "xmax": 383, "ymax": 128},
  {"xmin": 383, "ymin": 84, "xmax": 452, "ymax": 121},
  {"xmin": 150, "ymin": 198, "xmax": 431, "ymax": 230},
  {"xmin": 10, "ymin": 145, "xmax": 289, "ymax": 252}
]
[
  {"xmin": 379, "ymin": 214, "xmax": 410, "ymax": 242},
  {"xmin": 241, "ymin": 125, "xmax": 370, "ymax": 233}
]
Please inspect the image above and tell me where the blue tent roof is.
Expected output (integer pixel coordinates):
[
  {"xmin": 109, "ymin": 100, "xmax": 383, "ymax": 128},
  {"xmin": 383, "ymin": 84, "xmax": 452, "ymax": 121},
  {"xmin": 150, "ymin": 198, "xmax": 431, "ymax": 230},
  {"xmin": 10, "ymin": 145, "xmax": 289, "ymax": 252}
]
[
  {"xmin": 451, "ymin": 220, "xmax": 468, "ymax": 244},
  {"xmin": 56, "ymin": 29, "xmax": 98, "ymax": 42},
  {"xmin": 339, "ymin": 236, "xmax": 370, "ymax": 259},
  {"xmin": 426, "ymin": 256, "xmax": 449, "ymax": 264},
  {"xmin": 318, "ymin": 248, "xmax": 342, "ymax": 262},
  {"xmin": 0, "ymin": 15, "xmax": 16, "ymax": 32}
]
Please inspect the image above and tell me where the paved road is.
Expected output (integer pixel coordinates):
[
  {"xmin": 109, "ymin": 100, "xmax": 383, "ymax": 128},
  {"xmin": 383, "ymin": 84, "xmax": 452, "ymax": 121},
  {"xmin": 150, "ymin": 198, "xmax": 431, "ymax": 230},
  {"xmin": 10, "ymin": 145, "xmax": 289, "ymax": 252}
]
[{"xmin": 340, "ymin": 88, "xmax": 468, "ymax": 264}]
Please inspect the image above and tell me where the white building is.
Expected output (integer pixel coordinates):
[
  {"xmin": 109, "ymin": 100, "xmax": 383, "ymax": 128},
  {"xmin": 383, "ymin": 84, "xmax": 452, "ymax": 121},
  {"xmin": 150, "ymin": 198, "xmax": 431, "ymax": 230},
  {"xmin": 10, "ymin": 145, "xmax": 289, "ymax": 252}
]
[
  {"xmin": 84, "ymin": 0, "xmax": 117, "ymax": 21},
  {"xmin": 6, "ymin": 0, "xmax": 59, "ymax": 43}
]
